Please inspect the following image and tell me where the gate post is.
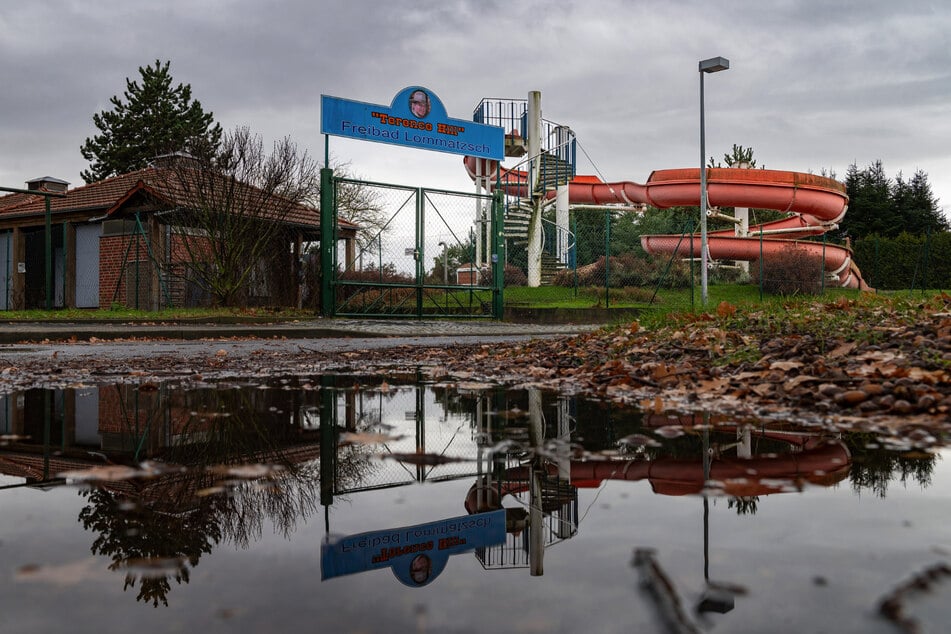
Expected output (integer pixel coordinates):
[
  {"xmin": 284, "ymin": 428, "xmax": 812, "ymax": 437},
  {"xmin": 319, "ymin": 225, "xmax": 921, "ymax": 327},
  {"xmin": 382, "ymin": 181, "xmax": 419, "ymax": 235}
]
[
  {"xmin": 416, "ymin": 188, "xmax": 424, "ymax": 318},
  {"xmin": 491, "ymin": 190, "xmax": 505, "ymax": 318},
  {"xmin": 320, "ymin": 168, "xmax": 334, "ymax": 317}
]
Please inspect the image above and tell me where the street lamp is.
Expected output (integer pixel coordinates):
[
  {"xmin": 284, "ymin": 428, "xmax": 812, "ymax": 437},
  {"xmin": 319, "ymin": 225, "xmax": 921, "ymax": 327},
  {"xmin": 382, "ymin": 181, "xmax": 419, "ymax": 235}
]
[
  {"xmin": 699, "ymin": 56, "xmax": 729, "ymax": 307},
  {"xmin": 438, "ymin": 241, "xmax": 448, "ymax": 285}
]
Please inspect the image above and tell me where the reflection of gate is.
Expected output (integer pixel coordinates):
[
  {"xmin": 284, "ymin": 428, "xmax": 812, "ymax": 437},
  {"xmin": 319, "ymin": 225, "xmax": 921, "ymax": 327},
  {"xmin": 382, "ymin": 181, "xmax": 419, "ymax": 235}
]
[{"xmin": 331, "ymin": 178, "xmax": 501, "ymax": 318}]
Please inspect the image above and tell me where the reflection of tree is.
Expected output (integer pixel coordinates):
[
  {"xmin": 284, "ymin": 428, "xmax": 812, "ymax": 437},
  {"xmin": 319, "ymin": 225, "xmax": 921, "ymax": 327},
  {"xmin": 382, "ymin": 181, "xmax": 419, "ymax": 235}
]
[
  {"xmin": 727, "ymin": 497, "xmax": 759, "ymax": 515},
  {"xmin": 846, "ymin": 438, "xmax": 937, "ymax": 498},
  {"xmin": 79, "ymin": 487, "xmax": 225, "ymax": 607},
  {"xmin": 75, "ymin": 378, "xmax": 377, "ymax": 606}
]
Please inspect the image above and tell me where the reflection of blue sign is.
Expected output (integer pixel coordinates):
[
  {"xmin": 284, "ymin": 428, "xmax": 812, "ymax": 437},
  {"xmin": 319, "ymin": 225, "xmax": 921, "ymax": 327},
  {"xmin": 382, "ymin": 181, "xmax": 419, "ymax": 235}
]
[
  {"xmin": 321, "ymin": 86, "xmax": 504, "ymax": 160},
  {"xmin": 321, "ymin": 510, "xmax": 506, "ymax": 588}
]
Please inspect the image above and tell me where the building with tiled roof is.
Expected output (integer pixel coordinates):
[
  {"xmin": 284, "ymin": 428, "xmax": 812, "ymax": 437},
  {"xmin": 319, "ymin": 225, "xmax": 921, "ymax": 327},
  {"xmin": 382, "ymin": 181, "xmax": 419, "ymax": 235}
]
[{"xmin": 0, "ymin": 163, "xmax": 357, "ymax": 310}]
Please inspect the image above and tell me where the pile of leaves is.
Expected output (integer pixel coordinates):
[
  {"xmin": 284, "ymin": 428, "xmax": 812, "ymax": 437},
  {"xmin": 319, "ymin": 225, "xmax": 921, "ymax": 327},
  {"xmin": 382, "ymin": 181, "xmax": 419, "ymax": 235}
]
[{"xmin": 415, "ymin": 293, "xmax": 951, "ymax": 435}]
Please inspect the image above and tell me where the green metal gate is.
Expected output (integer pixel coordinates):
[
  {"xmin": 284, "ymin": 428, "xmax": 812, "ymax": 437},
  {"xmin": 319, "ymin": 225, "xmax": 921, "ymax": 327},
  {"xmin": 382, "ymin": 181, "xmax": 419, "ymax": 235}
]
[{"xmin": 327, "ymin": 175, "xmax": 503, "ymax": 318}]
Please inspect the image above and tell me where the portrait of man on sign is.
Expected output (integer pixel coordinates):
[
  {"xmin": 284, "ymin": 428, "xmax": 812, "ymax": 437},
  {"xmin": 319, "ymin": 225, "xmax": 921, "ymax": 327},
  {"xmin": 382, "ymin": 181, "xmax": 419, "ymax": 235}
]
[
  {"xmin": 409, "ymin": 554, "xmax": 432, "ymax": 585},
  {"xmin": 409, "ymin": 89, "xmax": 431, "ymax": 118}
]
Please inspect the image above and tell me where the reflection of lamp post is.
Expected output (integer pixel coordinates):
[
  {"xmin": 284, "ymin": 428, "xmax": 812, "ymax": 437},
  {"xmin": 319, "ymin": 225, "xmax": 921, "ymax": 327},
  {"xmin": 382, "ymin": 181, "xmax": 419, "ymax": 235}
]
[
  {"xmin": 438, "ymin": 241, "xmax": 448, "ymax": 285},
  {"xmin": 699, "ymin": 56, "xmax": 730, "ymax": 307}
]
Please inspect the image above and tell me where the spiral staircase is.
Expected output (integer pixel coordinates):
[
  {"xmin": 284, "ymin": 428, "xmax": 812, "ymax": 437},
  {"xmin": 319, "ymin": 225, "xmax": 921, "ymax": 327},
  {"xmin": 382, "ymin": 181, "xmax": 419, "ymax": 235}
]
[{"xmin": 473, "ymin": 98, "xmax": 577, "ymax": 284}]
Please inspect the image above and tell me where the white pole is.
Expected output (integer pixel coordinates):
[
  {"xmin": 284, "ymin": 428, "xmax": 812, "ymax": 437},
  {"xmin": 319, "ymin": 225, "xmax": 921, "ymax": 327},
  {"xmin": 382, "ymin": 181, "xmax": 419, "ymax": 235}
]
[
  {"xmin": 475, "ymin": 159, "xmax": 483, "ymax": 268},
  {"xmin": 527, "ymin": 91, "xmax": 543, "ymax": 287},
  {"xmin": 556, "ymin": 184, "xmax": 569, "ymax": 264}
]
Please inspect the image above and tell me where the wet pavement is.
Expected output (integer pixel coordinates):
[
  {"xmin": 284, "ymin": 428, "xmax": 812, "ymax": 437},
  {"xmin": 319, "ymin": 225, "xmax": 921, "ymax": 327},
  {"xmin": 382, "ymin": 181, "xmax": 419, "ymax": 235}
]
[{"xmin": 0, "ymin": 318, "xmax": 601, "ymax": 345}]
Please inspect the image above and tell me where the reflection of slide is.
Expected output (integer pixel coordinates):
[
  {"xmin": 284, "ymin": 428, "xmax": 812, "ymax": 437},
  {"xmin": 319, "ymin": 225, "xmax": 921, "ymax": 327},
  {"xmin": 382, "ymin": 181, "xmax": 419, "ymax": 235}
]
[
  {"xmin": 464, "ymin": 158, "xmax": 870, "ymax": 289},
  {"xmin": 465, "ymin": 439, "xmax": 852, "ymax": 515}
]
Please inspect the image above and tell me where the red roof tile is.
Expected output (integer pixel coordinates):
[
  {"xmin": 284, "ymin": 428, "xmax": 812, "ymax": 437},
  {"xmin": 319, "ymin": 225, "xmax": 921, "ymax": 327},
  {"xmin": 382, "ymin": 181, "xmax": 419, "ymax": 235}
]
[{"xmin": 0, "ymin": 166, "xmax": 358, "ymax": 231}]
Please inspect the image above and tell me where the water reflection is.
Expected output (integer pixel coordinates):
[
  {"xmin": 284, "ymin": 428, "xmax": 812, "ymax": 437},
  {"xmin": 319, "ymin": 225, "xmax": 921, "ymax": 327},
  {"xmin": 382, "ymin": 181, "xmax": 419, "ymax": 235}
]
[{"xmin": 0, "ymin": 377, "xmax": 942, "ymax": 614}]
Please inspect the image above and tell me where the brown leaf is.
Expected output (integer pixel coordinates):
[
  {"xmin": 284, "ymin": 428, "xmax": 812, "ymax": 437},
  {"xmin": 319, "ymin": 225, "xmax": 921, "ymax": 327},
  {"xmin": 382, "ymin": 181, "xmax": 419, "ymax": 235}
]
[
  {"xmin": 698, "ymin": 378, "xmax": 729, "ymax": 392},
  {"xmin": 784, "ymin": 375, "xmax": 821, "ymax": 390},
  {"xmin": 716, "ymin": 301, "xmax": 737, "ymax": 317},
  {"xmin": 827, "ymin": 342, "xmax": 857, "ymax": 358},
  {"xmin": 769, "ymin": 360, "xmax": 804, "ymax": 371}
]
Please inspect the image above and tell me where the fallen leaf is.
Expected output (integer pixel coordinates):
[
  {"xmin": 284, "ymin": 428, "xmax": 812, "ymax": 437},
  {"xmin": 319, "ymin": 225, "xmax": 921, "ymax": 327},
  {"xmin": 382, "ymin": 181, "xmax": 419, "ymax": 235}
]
[
  {"xmin": 827, "ymin": 342, "xmax": 857, "ymax": 358},
  {"xmin": 716, "ymin": 301, "xmax": 737, "ymax": 317},
  {"xmin": 769, "ymin": 360, "xmax": 804, "ymax": 371}
]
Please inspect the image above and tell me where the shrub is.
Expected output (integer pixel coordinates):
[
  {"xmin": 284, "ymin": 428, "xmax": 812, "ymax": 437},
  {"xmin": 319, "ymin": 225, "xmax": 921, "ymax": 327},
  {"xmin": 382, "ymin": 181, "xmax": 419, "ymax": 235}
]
[
  {"xmin": 752, "ymin": 244, "xmax": 823, "ymax": 295},
  {"xmin": 551, "ymin": 253, "xmax": 692, "ymax": 289}
]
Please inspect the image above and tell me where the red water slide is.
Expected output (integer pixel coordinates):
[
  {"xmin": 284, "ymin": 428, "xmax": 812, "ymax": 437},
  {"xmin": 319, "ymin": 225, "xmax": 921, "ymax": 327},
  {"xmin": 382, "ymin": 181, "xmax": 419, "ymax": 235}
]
[
  {"xmin": 465, "ymin": 439, "xmax": 852, "ymax": 515},
  {"xmin": 463, "ymin": 158, "xmax": 871, "ymax": 289}
]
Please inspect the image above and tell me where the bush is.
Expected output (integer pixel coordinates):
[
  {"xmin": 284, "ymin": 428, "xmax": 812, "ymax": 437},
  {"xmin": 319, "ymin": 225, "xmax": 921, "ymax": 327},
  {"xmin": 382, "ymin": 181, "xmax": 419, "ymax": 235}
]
[
  {"xmin": 752, "ymin": 244, "xmax": 823, "ymax": 295},
  {"xmin": 551, "ymin": 253, "xmax": 692, "ymax": 289},
  {"xmin": 501, "ymin": 264, "xmax": 528, "ymax": 286}
]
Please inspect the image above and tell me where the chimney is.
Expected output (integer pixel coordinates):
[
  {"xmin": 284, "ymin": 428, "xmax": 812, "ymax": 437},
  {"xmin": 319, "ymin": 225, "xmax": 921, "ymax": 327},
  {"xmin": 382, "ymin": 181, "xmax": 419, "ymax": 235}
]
[
  {"xmin": 26, "ymin": 176, "xmax": 69, "ymax": 194},
  {"xmin": 149, "ymin": 152, "xmax": 199, "ymax": 169}
]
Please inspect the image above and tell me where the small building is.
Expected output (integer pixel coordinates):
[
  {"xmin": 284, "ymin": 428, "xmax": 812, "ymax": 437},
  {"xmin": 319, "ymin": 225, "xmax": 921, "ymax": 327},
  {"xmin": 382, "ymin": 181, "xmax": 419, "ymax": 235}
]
[
  {"xmin": 0, "ymin": 163, "xmax": 357, "ymax": 310},
  {"xmin": 455, "ymin": 263, "xmax": 485, "ymax": 285}
]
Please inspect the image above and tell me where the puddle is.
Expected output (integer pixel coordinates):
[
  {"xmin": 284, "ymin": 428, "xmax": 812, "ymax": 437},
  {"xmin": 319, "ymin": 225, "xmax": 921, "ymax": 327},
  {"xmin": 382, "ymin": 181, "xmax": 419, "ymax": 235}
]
[{"xmin": 0, "ymin": 377, "xmax": 949, "ymax": 632}]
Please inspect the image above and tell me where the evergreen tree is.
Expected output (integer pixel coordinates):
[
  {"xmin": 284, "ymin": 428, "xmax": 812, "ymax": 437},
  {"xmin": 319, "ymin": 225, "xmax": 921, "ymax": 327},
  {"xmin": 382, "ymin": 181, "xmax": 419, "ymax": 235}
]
[
  {"xmin": 708, "ymin": 144, "xmax": 762, "ymax": 169},
  {"xmin": 841, "ymin": 161, "xmax": 894, "ymax": 238},
  {"xmin": 840, "ymin": 161, "xmax": 946, "ymax": 239},
  {"xmin": 80, "ymin": 60, "xmax": 222, "ymax": 183},
  {"xmin": 906, "ymin": 169, "xmax": 948, "ymax": 234}
]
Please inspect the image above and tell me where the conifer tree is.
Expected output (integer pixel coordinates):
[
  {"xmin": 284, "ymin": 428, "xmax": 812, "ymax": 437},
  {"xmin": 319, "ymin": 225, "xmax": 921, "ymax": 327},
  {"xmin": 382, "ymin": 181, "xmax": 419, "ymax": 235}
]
[
  {"xmin": 840, "ymin": 161, "xmax": 946, "ymax": 238},
  {"xmin": 80, "ymin": 60, "xmax": 222, "ymax": 183}
]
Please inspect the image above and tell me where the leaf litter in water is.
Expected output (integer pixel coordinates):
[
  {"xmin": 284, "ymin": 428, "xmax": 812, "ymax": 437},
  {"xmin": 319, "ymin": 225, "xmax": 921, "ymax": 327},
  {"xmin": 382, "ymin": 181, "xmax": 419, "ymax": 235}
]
[
  {"xmin": 122, "ymin": 556, "xmax": 188, "ymax": 579},
  {"xmin": 206, "ymin": 463, "xmax": 285, "ymax": 479},
  {"xmin": 59, "ymin": 461, "xmax": 181, "ymax": 483},
  {"xmin": 16, "ymin": 559, "xmax": 106, "ymax": 586},
  {"xmin": 339, "ymin": 431, "xmax": 405, "ymax": 445},
  {"xmin": 653, "ymin": 425, "xmax": 686, "ymax": 439},
  {"xmin": 617, "ymin": 433, "xmax": 662, "ymax": 450},
  {"xmin": 379, "ymin": 451, "xmax": 473, "ymax": 466}
]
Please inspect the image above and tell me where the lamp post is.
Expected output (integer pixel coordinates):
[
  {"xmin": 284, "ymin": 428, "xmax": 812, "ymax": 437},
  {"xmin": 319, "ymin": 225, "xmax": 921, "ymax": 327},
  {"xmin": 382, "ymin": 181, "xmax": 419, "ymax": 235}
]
[
  {"xmin": 699, "ymin": 56, "xmax": 730, "ymax": 307},
  {"xmin": 438, "ymin": 241, "xmax": 448, "ymax": 285}
]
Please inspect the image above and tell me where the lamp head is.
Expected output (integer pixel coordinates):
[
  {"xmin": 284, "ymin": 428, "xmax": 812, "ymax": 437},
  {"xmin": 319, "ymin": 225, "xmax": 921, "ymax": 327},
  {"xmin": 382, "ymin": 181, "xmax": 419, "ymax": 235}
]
[{"xmin": 700, "ymin": 57, "xmax": 730, "ymax": 73}]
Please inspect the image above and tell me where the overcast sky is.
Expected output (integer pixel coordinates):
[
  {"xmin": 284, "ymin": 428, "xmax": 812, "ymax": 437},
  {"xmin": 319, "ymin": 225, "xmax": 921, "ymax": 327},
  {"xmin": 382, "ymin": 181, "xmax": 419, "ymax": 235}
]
[{"xmin": 2, "ymin": 1, "xmax": 949, "ymax": 217}]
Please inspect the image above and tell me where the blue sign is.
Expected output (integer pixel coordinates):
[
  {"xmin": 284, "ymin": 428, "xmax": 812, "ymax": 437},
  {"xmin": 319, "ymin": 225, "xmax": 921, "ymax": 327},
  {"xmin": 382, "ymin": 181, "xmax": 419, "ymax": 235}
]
[
  {"xmin": 321, "ymin": 86, "xmax": 504, "ymax": 160},
  {"xmin": 321, "ymin": 510, "xmax": 506, "ymax": 587}
]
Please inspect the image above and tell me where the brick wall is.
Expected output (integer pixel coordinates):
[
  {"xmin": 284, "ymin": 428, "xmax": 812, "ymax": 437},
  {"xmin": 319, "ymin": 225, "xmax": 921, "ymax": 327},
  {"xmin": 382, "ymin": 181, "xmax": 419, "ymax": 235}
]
[{"xmin": 99, "ymin": 233, "xmax": 154, "ymax": 308}]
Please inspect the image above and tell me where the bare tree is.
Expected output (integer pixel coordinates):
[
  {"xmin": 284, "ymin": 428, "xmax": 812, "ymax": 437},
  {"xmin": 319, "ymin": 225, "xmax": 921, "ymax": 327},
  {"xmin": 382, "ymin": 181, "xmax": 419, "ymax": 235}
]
[
  {"xmin": 160, "ymin": 127, "xmax": 319, "ymax": 306},
  {"xmin": 327, "ymin": 161, "xmax": 386, "ymax": 261}
]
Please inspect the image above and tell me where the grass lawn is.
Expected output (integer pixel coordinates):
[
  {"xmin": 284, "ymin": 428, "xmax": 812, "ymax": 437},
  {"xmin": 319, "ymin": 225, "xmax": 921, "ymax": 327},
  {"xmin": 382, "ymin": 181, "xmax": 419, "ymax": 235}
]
[{"xmin": 0, "ymin": 284, "xmax": 935, "ymax": 322}]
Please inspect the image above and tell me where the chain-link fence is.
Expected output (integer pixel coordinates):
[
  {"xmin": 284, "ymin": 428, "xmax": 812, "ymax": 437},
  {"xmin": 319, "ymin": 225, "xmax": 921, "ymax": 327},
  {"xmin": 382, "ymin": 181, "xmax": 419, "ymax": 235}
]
[
  {"xmin": 502, "ymin": 209, "xmax": 696, "ymax": 307},
  {"xmin": 501, "ymin": 206, "xmax": 951, "ymax": 305},
  {"xmin": 331, "ymin": 178, "xmax": 497, "ymax": 317}
]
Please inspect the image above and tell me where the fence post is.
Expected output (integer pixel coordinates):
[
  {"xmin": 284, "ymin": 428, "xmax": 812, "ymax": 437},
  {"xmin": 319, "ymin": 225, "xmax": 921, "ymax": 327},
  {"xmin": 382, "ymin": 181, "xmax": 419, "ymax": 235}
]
[
  {"xmin": 320, "ymin": 374, "xmax": 337, "ymax": 507},
  {"xmin": 759, "ymin": 227, "xmax": 764, "ymax": 301},
  {"xmin": 689, "ymin": 219, "xmax": 695, "ymax": 310},
  {"xmin": 604, "ymin": 209, "xmax": 611, "ymax": 309},
  {"xmin": 415, "ymin": 188, "xmax": 424, "ymax": 318},
  {"xmin": 874, "ymin": 237, "xmax": 879, "ymax": 292},
  {"xmin": 572, "ymin": 214, "xmax": 578, "ymax": 297},
  {"xmin": 320, "ymin": 167, "xmax": 335, "ymax": 317},
  {"xmin": 492, "ymin": 190, "xmax": 505, "ymax": 319},
  {"xmin": 924, "ymin": 228, "xmax": 932, "ymax": 293}
]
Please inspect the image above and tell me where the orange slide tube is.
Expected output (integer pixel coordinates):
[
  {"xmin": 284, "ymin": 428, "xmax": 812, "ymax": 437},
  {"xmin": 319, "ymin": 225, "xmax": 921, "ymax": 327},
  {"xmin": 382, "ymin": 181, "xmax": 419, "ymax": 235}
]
[
  {"xmin": 463, "ymin": 157, "xmax": 871, "ymax": 289},
  {"xmin": 464, "ymin": 440, "xmax": 852, "ymax": 515}
]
